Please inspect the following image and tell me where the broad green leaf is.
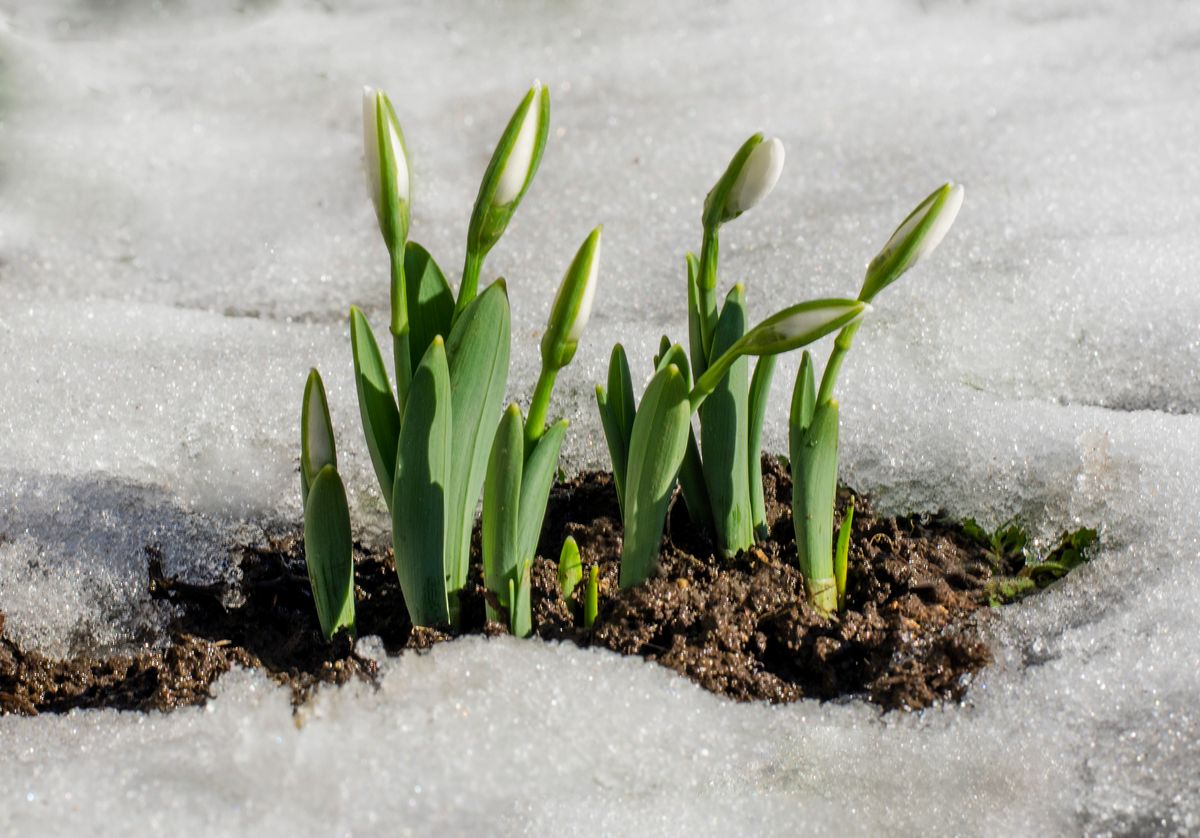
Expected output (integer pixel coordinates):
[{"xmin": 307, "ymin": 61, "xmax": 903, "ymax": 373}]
[
  {"xmin": 445, "ymin": 281, "xmax": 512, "ymax": 594},
  {"xmin": 791, "ymin": 399, "xmax": 839, "ymax": 613},
  {"xmin": 482, "ymin": 404, "xmax": 524, "ymax": 623},
  {"xmin": 510, "ymin": 560, "xmax": 533, "ymax": 638},
  {"xmin": 595, "ymin": 387, "xmax": 626, "ymax": 517},
  {"xmin": 404, "ymin": 241, "xmax": 455, "ymax": 374},
  {"xmin": 747, "ymin": 354, "xmax": 777, "ymax": 540},
  {"xmin": 393, "ymin": 338, "xmax": 453, "ymax": 627},
  {"xmin": 620, "ymin": 363, "xmax": 691, "ymax": 588},
  {"xmin": 700, "ymin": 285, "xmax": 752, "ymax": 556},
  {"xmin": 300, "ymin": 368, "xmax": 337, "ymax": 507},
  {"xmin": 558, "ymin": 536, "xmax": 582, "ymax": 601},
  {"xmin": 349, "ymin": 306, "xmax": 401, "ymax": 508},
  {"xmin": 303, "ymin": 465, "xmax": 355, "ymax": 641},
  {"xmin": 598, "ymin": 344, "xmax": 636, "ymax": 515},
  {"xmin": 834, "ymin": 501, "xmax": 854, "ymax": 613},
  {"xmin": 516, "ymin": 419, "xmax": 568, "ymax": 565}
]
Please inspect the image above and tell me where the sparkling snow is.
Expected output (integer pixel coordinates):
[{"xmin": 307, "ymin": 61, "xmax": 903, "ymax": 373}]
[{"xmin": 2, "ymin": 0, "xmax": 1199, "ymax": 834}]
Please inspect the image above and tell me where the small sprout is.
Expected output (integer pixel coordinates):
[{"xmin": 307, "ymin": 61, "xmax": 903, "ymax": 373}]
[
  {"xmin": 558, "ymin": 536, "xmax": 583, "ymax": 601},
  {"xmin": 584, "ymin": 565, "xmax": 600, "ymax": 629},
  {"xmin": 834, "ymin": 501, "xmax": 854, "ymax": 613}
]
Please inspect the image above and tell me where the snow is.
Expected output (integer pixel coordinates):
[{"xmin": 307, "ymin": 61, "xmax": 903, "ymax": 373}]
[{"xmin": 2, "ymin": 0, "xmax": 1199, "ymax": 834}]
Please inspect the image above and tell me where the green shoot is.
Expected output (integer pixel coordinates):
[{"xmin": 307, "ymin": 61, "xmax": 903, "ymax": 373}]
[
  {"xmin": 834, "ymin": 501, "xmax": 854, "ymax": 613},
  {"xmin": 558, "ymin": 536, "xmax": 583, "ymax": 601},
  {"xmin": 584, "ymin": 565, "xmax": 599, "ymax": 629}
]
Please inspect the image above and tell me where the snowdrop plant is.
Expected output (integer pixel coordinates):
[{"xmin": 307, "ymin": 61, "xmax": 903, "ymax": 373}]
[
  {"xmin": 683, "ymin": 135, "xmax": 792, "ymax": 556},
  {"xmin": 304, "ymin": 81, "xmax": 590, "ymax": 633},
  {"xmin": 791, "ymin": 183, "xmax": 964, "ymax": 612},
  {"xmin": 598, "ymin": 133, "xmax": 866, "ymax": 586},
  {"xmin": 482, "ymin": 229, "xmax": 602, "ymax": 636},
  {"xmin": 599, "ymin": 297, "xmax": 867, "ymax": 588}
]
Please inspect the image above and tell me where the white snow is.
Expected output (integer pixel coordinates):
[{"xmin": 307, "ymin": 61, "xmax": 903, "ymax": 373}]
[{"xmin": 2, "ymin": 0, "xmax": 1199, "ymax": 834}]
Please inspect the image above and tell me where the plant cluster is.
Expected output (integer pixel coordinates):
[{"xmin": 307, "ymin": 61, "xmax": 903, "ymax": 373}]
[{"xmin": 299, "ymin": 80, "xmax": 974, "ymax": 643}]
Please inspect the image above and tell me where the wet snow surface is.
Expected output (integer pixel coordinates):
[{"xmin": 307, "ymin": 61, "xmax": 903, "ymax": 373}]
[{"xmin": 2, "ymin": 0, "xmax": 1199, "ymax": 834}]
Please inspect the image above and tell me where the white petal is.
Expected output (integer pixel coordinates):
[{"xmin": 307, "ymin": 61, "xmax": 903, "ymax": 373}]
[
  {"xmin": 912, "ymin": 183, "xmax": 964, "ymax": 265},
  {"xmin": 727, "ymin": 137, "xmax": 785, "ymax": 215}
]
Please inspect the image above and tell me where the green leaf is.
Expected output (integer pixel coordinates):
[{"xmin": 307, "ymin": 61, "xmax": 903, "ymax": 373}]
[
  {"xmin": 300, "ymin": 368, "xmax": 337, "ymax": 507},
  {"xmin": 678, "ymin": 428, "xmax": 715, "ymax": 534},
  {"xmin": 444, "ymin": 281, "xmax": 512, "ymax": 596},
  {"xmin": 685, "ymin": 252, "xmax": 707, "ymax": 377},
  {"xmin": 517, "ymin": 419, "xmax": 568, "ymax": 565},
  {"xmin": 597, "ymin": 344, "xmax": 636, "ymax": 516},
  {"xmin": 700, "ymin": 284, "xmax": 752, "ymax": 556},
  {"xmin": 349, "ymin": 307, "xmax": 401, "ymax": 508},
  {"xmin": 834, "ymin": 501, "xmax": 854, "ymax": 613},
  {"xmin": 584, "ymin": 565, "xmax": 599, "ymax": 629},
  {"xmin": 482, "ymin": 404, "xmax": 524, "ymax": 624},
  {"xmin": 403, "ymin": 241, "xmax": 455, "ymax": 374},
  {"xmin": 303, "ymin": 464, "xmax": 356, "ymax": 641},
  {"xmin": 510, "ymin": 560, "xmax": 533, "ymax": 638},
  {"xmin": 747, "ymin": 355, "xmax": 777, "ymax": 540},
  {"xmin": 392, "ymin": 337, "xmax": 453, "ymax": 627},
  {"xmin": 620, "ymin": 363, "xmax": 692, "ymax": 588},
  {"xmin": 558, "ymin": 536, "xmax": 582, "ymax": 601},
  {"xmin": 790, "ymin": 351, "xmax": 816, "ymax": 434},
  {"xmin": 791, "ymin": 399, "xmax": 839, "ymax": 613}
]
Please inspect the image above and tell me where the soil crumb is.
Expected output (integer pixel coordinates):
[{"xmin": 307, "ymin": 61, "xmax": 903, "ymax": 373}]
[{"xmin": 3, "ymin": 460, "xmax": 1023, "ymax": 716}]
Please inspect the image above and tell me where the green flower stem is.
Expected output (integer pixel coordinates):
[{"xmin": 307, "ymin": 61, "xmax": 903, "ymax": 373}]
[
  {"xmin": 389, "ymin": 247, "xmax": 411, "ymax": 414},
  {"xmin": 696, "ymin": 224, "xmax": 720, "ymax": 360},
  {"xmin": 815, "ymin": 320, "xmax": 861, "ymax": 407},
  {"xmin": 453, "ymin": 249, "xmax": 485, "ymax": 326},
  {"xmin": 524, "ymin": 364, "xmax": 558, "ymax": 449}
]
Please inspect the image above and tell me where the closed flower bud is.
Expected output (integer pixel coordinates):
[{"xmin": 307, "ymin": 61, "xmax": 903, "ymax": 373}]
[
  {"xmin": 724, "ymin": 137, "xmax": 785, "ymax": 219},
  {"xmin": 703, "ymin": 133, "xmax": 786, "ymax": 228},
  {"xmin": 300, "ymin": 368, "xmax": 337, "ymax": 504},
  {"xmin": 737, "ymin": 299, "xmax": 868, "ymax": 357},
  {"xmin": 362, "ymin": 86, "xmax": 412, "ymax": 253},
  {"xmin": 859, "ymin": 182, "xmax": 964, "ymax": 302},
  {"xmin": 467, "ymin": 80, "xmax": 551, "ymax": 257},
  {"xmin": 541, "ymin": 226, "xmax": 602, "ymax": 370}
]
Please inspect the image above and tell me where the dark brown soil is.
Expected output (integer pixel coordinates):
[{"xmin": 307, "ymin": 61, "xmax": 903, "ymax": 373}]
[{"xmin": 1, "ymin": 460, "xmax": 1007, "ymax": 716}]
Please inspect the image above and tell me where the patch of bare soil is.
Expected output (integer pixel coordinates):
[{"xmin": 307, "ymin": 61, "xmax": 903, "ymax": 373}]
[{"xmin": 1, "ymin": 460, "xmax": 1021, "ymax": 716}]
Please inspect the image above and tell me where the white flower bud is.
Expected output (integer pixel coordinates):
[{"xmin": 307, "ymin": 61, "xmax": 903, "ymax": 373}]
[
  {"xmin": 362, "ymin": 86, "xmax": 411, "ymax": 250},
  {"xmin": 493, "ymin": 79, "xmax": 545, "ymax": 206},
  {"xmin": 725, "ymin": 137, "xmax": 785, "ymax": 217},
  {"xmin": 860, "ymin": 182, "xmax": 964, "ymax": 301},
  {"xmin": 541, "ymin": 226, "xmax": 603, "ymax": 369}
]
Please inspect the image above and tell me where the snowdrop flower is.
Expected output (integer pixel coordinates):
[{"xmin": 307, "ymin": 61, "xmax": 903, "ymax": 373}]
[
  {"xmin": 738, "ymin": 298, "xmax": 868, "ymax": 356},
  {"xmin": 541, "ymin": 226, "xmax": 603, "ymax": 370},
  {"xmin": 860, "ymin": 182, "xmax": 965, "ymax": 302},
  {"xmin": 466, "ymin": 80, "xmax": 551, "ymax": 259},
  {"xmin": 724, "ymin": 137, "xmax": 785, "ymax": 219},
  {"xmin": 362, "ymin": 86, "xmax": 411, "ymax": 252}
]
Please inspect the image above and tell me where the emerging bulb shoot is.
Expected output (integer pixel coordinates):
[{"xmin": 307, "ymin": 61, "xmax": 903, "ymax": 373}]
[
  {"xmin": 362, "ymin": 86, "xmax": 412, "ymax": 253},
  {"xmin": 541, "ymin": 226, "xmax": 603, "ymax": 370},
  {"xmin": 859, "ymin": 182, "xmax": 965, "ymax": 302}
]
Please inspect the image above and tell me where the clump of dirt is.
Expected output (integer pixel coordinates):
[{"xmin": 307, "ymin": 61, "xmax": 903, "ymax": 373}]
[{"xmin": 1, "ymin": 460, "xmax": 1025, "ymax": 716}]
